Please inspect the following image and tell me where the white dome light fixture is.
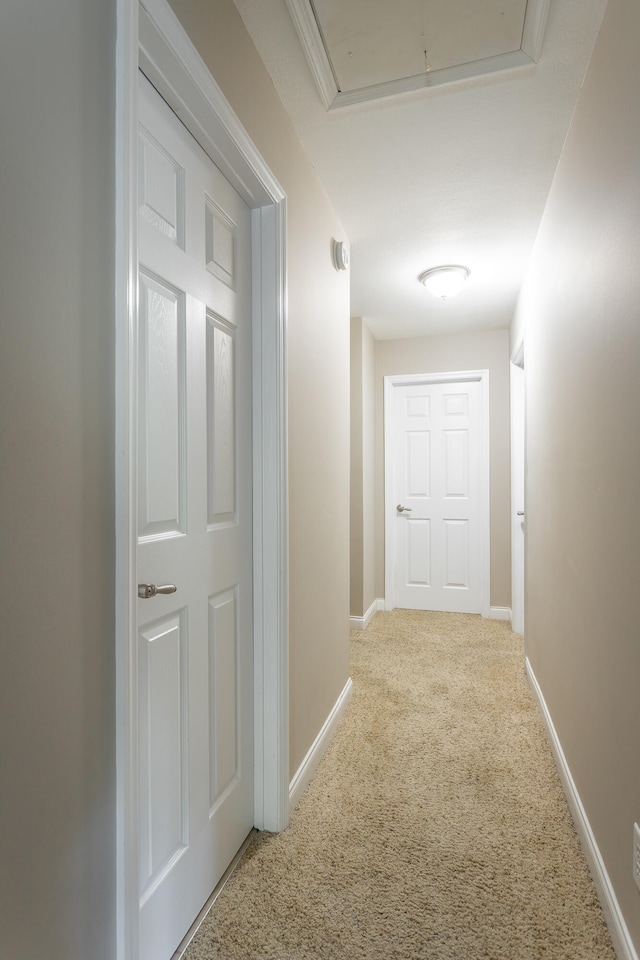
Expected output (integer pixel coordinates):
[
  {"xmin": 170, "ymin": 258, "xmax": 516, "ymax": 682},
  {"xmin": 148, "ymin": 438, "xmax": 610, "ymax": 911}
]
[{"xmin": 418, "ymin": 265, "xmax": 470, "ymax": 299}]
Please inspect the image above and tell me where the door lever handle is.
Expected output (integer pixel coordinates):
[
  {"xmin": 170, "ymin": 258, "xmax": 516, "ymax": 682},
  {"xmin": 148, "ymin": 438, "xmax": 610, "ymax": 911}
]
[
  {"xmin": 396, "ymin": 504, "xmax": 412, "ymax": 513},
  {"xmin": 138, "ymin": 583, "xmax": 177, "ymax": 599},
  {"xmin": 516, "ymin": 511, "xmax": 524, "ymax": 517}
]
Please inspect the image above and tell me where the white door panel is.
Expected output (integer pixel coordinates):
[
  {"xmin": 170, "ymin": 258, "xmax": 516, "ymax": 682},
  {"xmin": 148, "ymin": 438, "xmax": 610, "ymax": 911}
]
[
  {"xmin": 137, "ymin": 72, "xmax": 253, "ymax": 960},
  {"xmin": 137, "ymin": 272, "xmax": 186, "ymax": 538},
  {"xmin": 391, "ymin": 379, "xmax": 483, "ymax": 613}
]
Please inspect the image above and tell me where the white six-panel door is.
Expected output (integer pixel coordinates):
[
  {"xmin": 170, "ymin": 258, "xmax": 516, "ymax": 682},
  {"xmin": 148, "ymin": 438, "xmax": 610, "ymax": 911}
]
[
  {"xmin": 136, "ymin": 72, "xmax": 253, "ymax": 960},
  {"xmin": 390, "ymin": 379, "xmax": 483, "ymax": 613}
]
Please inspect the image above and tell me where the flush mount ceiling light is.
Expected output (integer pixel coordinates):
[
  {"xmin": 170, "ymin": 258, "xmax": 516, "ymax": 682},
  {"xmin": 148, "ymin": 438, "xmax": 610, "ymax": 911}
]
[{"xmin": 418, "ymin": 265, "xmax": 470, "ymax": 300}]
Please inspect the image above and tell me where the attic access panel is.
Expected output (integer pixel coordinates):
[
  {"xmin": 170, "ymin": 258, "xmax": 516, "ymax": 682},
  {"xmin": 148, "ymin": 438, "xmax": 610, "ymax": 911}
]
[{"xmin": 285, "ymin": 0, "xmax": 551, "ymax": 109}]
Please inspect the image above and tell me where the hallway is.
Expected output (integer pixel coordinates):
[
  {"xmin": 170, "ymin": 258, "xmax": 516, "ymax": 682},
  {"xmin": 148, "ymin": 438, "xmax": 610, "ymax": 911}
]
[
  {"xmin": 3, "ymin": 3, "xmax": 640, "ymax": 958},
  {"xmin": 181, "ymin": 611, "xmax": 614, "ymax": 960}
]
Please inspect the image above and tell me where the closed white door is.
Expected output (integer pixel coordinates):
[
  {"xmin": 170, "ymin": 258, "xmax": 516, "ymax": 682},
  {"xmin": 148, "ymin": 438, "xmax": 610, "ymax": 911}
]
[
  {"xmin": 136, "ymin": 73, "xmax": 253, "ymax": 960},
  {"xmin": 390, "ymin": 379, "xmax": 483, "ymax": 613}
]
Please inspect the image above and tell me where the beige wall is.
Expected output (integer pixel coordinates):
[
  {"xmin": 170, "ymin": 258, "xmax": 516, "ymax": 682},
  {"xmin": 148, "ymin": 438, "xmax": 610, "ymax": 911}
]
[
  {"xmin": 513, "ymin": 0, "xmax": 640, "ymax": 950},
  {"xmin": 350, "ymin": 318, "xmax": 377, "ymax": 618},
  {"xmin": 0, "ymin": 2, "xmax": 116, "ymax": 957},
  {"xmin": 375, "ymin": 330, "xmax": 511, "ymax": 608},
  {"xmin": 0, "ymin": 4, "xmax": 350, "ymax": 955},
  {"xmin": 168, "ymin": 0, "xmax": 351, "ymax": 777}
]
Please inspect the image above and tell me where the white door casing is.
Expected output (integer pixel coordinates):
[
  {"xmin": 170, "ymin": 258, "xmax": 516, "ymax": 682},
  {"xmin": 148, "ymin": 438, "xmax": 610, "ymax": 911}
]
[
  {"xmin": 115, "ymin": 3, "xmax": 288, "ymax": 959},
  {"xmin": 510, "ymin": 341, "xmax": 525, "ymax": 635},
  {"xmin": 384, "ymin": 372, "xmax": 490, "ymax": 616},
  {"xmin": 136, "ymin": 72, "xmax": 254, "ymax": 960}
]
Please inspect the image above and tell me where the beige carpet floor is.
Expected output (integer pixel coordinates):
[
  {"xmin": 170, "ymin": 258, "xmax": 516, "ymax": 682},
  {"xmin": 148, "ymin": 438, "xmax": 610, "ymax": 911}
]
[{"xmin": 184, "ymin": 610, "xmax": 616, "ymax": 959}]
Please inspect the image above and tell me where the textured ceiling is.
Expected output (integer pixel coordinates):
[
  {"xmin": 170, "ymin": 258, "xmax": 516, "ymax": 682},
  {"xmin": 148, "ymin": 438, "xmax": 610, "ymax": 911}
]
[{"xmin": 233, "ymin": 0, "xmax": 607, "ymax": 340}]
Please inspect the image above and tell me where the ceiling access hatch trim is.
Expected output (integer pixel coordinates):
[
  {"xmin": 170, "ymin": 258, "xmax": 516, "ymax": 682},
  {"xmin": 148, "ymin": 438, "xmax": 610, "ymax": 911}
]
[{"xmin": 284, "ymin": 0, "xmax": 551, "ymax": 110}]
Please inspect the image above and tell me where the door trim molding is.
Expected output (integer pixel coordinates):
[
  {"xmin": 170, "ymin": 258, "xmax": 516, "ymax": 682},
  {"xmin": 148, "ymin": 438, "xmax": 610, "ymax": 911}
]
[
  {"xmin": 383, "ymin": 370, "xmax": 491, "ymax": 617},
  {"xmin": 510, "ymin": 339, "xmax": 526, "ymax": 636},
  {"xmin": 116, "ymin": 2, "xmax": 289, "ymax": 957}
]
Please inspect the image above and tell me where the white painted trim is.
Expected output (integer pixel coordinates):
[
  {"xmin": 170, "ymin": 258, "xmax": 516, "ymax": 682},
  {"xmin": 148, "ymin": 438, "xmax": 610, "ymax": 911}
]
[
  {"xmin": 289, "ymin": 678, "xmax": 354, "ymax": 812},
  {"xmin": 526, "ymin": 659, "xmax": 639, "ymax": 960},
  {"xmin": 331, "ymin": 52, "xmax": 533, "ymax": 108},
  {"xmin": 521, "ymin": 0, "xmax": 552, "ymax": 62},
  {"xmin": 487, "ymin": 606, "xmax": 511, "ymax": 622},
  {"xmin": 116, "ymin": 2, "xmax": 289, "ymax": 957},
  {"xmin": 511, "ymin": 337, "xmax": 525, "ymax": 369},
  {"xmin": 115, "ymin": 3, "xmax": 139, "ymax": 958},
  {"xmin": 350, "ymin": 598, "xmax": 384, "ymax": 631},
  {"xmin": 284, "ymin": 0, "xmax": 336, "ymax": 111},
  {"xmin": 285, "ymin": 0, "xmax": 549, "ymax": 109},
  {"xmin": 383, "ymin": 370, "xmax": 491, "ymax": 618},
  {"xmin": 250, "ymin": 198, "xmax": 289, "ymax": 833},
  {"xmin": 138, "ymin": 1, "xmax": 282, "ymax": 207},
  {"xmin": 509, "ymin": 344, "xmax": 525, "ymax": 637}
]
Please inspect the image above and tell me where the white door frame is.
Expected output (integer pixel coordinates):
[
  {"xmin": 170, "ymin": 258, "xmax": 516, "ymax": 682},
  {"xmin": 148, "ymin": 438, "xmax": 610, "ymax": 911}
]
[
  {"xmin": 115, "ymin": 2, "xmax": 289, "ymax": 957},
  {"xmin": 384, "ymin": 370, "xmax": 491, "ymax": 617},
  {"xmin": 510, "ymin": 339, "xmax": 525, "ymax": 635}
]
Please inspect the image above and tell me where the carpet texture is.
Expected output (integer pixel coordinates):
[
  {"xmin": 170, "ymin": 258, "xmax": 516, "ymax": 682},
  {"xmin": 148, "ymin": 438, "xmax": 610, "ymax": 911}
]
[{"xmin": 184, "ymin": 610, "xmax": 616, "ymax": 959}]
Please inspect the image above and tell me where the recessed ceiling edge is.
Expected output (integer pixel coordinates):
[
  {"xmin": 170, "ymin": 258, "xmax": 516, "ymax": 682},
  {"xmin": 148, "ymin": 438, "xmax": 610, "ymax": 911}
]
[
  {"xmin": 284, "ymin": 0, "xmax": 337, "ymax": 109},
  {"xmin": 284, "ymin": 0, "xmax": 551, "ymax": 110}
]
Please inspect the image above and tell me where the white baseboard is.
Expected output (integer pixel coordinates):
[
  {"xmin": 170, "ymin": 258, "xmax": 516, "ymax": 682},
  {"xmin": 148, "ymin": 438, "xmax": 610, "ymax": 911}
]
[
  {"xmin": 526, "ymin": 658, "xmax": 638, "ymax": 960},
  {"xmin": 289, "ymin": 677, "xmax": 353, "ymax": 811},
  {"xmin": 486, "ymin": 606, "xmax": 512, "ymax": 621},
  {"xmin": 350, "ymin": 597, "xmax": 384, "ymax": 630},
  {"xmin": 373, "ymin": 602, "xmax": 511, "ymax": 622}
]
